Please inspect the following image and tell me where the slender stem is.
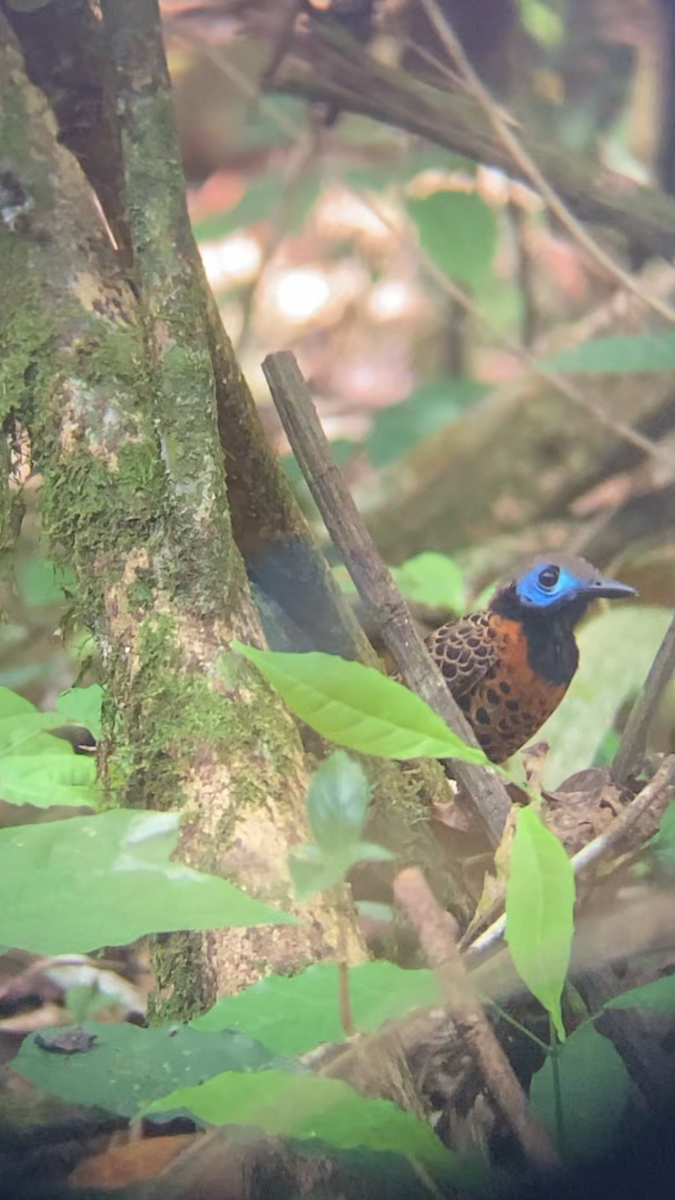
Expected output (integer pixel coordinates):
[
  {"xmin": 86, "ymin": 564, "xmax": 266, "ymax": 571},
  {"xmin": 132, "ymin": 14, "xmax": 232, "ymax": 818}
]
[
  {"xmin": 394, "ymin": 866, "xmax": 559, "ymax": 1169},
  {"xmin": 613, "ymin": 615, "xmax": 675, "ymax": 783},
  {"xmin": 487, "ymin": 1000, "xmax": 551, "ymax": 1053},
  {"xmin": 548, "ymin": 1017, "xmax": 565, "ymax": 1158},
  {"xmin": 262, "ymin": 350, "xmax": 513, "ymax": 847}
]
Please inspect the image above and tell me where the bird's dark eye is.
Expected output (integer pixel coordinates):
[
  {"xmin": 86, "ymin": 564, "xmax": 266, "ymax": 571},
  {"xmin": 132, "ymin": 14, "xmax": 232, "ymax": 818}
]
[{"xmin": 538, "ymin": 565, "xmax": 560, "ymax": 590}]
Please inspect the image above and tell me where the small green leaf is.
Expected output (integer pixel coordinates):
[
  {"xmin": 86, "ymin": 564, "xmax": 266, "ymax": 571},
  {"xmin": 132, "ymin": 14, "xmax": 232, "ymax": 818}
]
[
  {"xmin": 505, "ymin": 806, "xmax": 575, "ymax": 1039},
  {"xmin": 519, "ymin": 0, "xmax": 564, "ymax": 44},
  {"xmin": 604, "ymin": 975, "xmax": 675, "ymax": 1014},
  {"xmin": 306, "ymin": 752, "xmax": 370, "ymax": 852},
  {"xmin": 530, "ymin": 1025, "xmax": 630, "ymax": 1158},
  {"xmin": 392, "ymin": 553, "xmax": 466, "ymax": 613},
  {"xmin": 289, "ymin": 841, "xmax": 393, "ymax": 898},
  {"xmin": 57, "ymin": 686, "xmax": 103, "ymax": 741},
  {"xmin": 539, "ymin": 607, "xmax": 671, "ymax": 788},
  {"xmin": 0, "ymin": 809, "xmax": 295, "ymax": 955},
  {"xmin": 407, "ymin": 191, "xmax": 497, "ymax": 288},
  {"xmin": 193, "ymin": 172, "xmax": 320, "ymax": 244},
  {"xmin": 289, "ymin": 845, "xmax": 348, "ymax": 897},
  {"xmin": 193, "ymin": 961, "xmax": 441, "ymax": 1053},
  {"xmin": 0, "ymin": 755, "xmax": 98, "ymax": 808},
  {"xmin": 14, "ymin": 1022, "xmax": 286, "ymax": 1118},
  {"xmin": 232, "ymin": 644, "xmax": 487, "ymax": 764},
  {"xmin": 366, "ymin": 379, "xmax": 483, "ymax": 468},
  {"xmin": 16, "ymin": 556, "xmax": 74, "ymax": 606},
  {"xmin": 539, "ymin": 332, "xmax": 675, "ymax": 374},
  {"xmin": 148, "ymin": 1069, "xmax": 452, "ymax": 1171}
]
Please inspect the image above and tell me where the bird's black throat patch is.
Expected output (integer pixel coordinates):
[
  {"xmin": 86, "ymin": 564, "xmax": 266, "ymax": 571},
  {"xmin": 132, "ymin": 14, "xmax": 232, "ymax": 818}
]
[{"xmin": 491, "ymin": 586, "xmax": 584, "ymax": 687}]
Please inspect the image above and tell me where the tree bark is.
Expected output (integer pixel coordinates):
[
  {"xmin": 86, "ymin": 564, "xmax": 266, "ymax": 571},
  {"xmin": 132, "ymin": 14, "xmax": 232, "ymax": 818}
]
[{"xmin": 0, "ymin": 9, "xmax": 366, "ymax": 1019}]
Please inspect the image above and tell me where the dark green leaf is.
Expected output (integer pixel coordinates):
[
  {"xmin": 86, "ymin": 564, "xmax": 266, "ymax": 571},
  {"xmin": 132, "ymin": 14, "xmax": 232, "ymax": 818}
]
[
  {"xmin": 407, "ymin": 192, "xmax": 497, "ymax": 288},
  {"xmin": 366, "ymin": 379, "xmax": 483, "ymax": 468},
  {"xmin": 14, "ymin": 1021, "xmax": 286, "ymax": 1117},
  {"xmin": 530, "ymin": 1025, "xmax": 630, "ymax": 1158},
  {"xmin": 232, "ymin": 644, "xmax": 487, "ymax": 763},
  {"xmin": 392, "ymin": 553, "xmax": 466, "ymax": 612},
  {"xmin": 0, "ymin": 809, "xmax": 295, "ymax": 955},
  {"xmin": 192, "ymin": 961, "xmax": 441, "ymax": 1053},
  {"xmin": 505, "ymin": 806, "xmax": 575, "ymax": 1039},
  {"xmin": 0, "ymin": 754, "xmax": 98, "ymax": 808},
  {"xmin": 148, "ymin": 1069, "xmax": 452, "ymax": 1170},
  {"xmin": 306, "ymin": 752, "xmax": 370, "ymax": 852},
  {"xmin": 539, "ymin": 332, "xmax": 675, "ymax": 375},
  {"xmin": 604, "ymin": 975, "xmax": 675, "ymax": 1014},
  {"xmin": 57, "ymin": 686, "xmax": 103, "ymax": 741}
]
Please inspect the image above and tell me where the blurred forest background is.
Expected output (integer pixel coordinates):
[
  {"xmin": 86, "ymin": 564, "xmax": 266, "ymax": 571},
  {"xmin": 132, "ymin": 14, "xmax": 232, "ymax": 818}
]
[{"xmin": 6, "ymin": 0, "xmax": 675, "ymax": 780}]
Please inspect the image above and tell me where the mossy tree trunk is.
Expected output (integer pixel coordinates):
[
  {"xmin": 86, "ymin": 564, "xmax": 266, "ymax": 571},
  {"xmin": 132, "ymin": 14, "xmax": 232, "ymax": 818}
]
[{"xmin": 0, "ymin": 4, "xmax": 370, "ymax": 1019}]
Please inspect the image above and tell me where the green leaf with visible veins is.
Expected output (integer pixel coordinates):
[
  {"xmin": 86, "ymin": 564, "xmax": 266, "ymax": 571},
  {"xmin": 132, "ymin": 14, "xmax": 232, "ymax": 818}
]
[
  {"xmin": 0, "ymin": 809, "xmax": 295, "ymax": 955},
  {"xmin": 505, "ymin": 806, "xmax": 575, "ymax": 1040},
  {"xmin": 0, "ymin": 754, "xmax": 98, "ymax": 808},
  {"xmin": 232, "ymin": 644, "xmax": 487, "ymax": 763},
  {"xmin": 14, "ymin": 1021, "xmax": 288, "ymax": 1117},
  {"xmin": 193, "ymin": 961, "xmax": 441, "ymax": 1054},
  {"xmin": 148, "ymin": 1069, "xmax": 453, "ymax": 1172}
]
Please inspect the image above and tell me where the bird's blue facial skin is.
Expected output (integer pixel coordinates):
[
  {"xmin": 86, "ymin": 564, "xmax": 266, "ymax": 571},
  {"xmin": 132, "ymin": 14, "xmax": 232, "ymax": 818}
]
[{"xmin": 515, "ymin": 564, "xmax": 587, "ymax": 609}]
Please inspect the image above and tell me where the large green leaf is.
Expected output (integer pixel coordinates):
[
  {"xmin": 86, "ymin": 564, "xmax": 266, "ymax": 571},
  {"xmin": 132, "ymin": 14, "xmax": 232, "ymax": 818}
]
[
  {"xmin": 14, "ymin": 1021, "xmax": 286, "ymax": 1117},
  {"xmin": 148, "ymin": 1069, "xmax": 452, "ymax": 1171},
  {"xmin": 407, "ymin": 191, "xmax": 497, "ymax": 288},
  {"xmin": 539, "ymin": 332, "xmax": 675, "ymax": 374},
  {"xmin": 0, "ymin": 711, "xmax": 80, "ymax": 757},
  {"xmin": 604, "ymin": 975, "xmax": 675, "ymax": 1014},
  {"xmin": 0, "ymin": 754, "xmax": 97, "ymax": 808},
  {"xmin": 0, "ymin": 809, "xmax": 294, "ymax": 955},
  {"xmin": 192, "ymin": 962, "xmax": 441, "ymax": 1055},
  {"xmin": 232, "ymin": 644, "xmax": 487, "ymax": 763},
  {"xmin": 530, "ymin": 1025, "xmax": 630, "ymax": 1159},
  {"xmin": 538, "ymin": 607, "xmax": 672, "ymax": 787},
  {"xmin": 505, "ymin": 806, "xmax": 575, "ymax": 1039},
  {"xmin": 0, "ymin": 686, "xmax": 35, "ymax": 718}
]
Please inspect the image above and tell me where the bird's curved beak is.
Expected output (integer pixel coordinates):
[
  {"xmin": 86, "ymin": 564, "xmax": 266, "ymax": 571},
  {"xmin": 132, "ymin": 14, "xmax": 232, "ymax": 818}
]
[{"xmin": 582, "ymin": 576, "xmax": 637, "ymax": 601}]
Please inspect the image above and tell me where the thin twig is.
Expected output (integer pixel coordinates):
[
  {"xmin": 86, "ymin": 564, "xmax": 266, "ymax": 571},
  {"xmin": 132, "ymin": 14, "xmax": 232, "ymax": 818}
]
[
  {"xmin": 466, "ymin": 756, "xmax": 675, "ymax": 961},
  {"xmin": 200, "ymin": 27, "xmax": 675, "ymax": 474},
  {"xmin": 613, "ymin": 616, "xmax": 675, "ymax": 783},
  {"xmin": 262, "ymin": 350, "xmax": 512, "ymax": 846},
  {"xmin": 272, "ymin": 27, "xmax": 675, "ymax": 263},
  {"xmin": 419, "ymin": 0, "xmax": 675, "ymax": 328},
  {"xmin": 394, "ymin": 866, "xmax": 559, "ymax": 1169}
]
